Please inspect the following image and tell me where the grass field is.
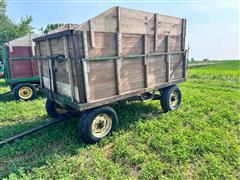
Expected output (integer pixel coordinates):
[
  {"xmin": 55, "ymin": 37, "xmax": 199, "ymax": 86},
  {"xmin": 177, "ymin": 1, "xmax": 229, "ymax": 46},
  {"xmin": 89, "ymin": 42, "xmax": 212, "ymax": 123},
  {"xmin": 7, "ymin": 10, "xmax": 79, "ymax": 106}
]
[{"xmin": 0, "ymin": 60, "xmax": 239, "ymax": 179}]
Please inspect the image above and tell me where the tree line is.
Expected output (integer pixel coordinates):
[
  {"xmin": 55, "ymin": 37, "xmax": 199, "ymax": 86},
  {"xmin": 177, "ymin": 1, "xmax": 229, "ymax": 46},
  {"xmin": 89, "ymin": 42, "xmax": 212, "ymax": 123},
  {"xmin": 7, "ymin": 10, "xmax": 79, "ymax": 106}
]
[{"xmin": 0, "ymin": 0, "xmax": 63, "ymax": 61}]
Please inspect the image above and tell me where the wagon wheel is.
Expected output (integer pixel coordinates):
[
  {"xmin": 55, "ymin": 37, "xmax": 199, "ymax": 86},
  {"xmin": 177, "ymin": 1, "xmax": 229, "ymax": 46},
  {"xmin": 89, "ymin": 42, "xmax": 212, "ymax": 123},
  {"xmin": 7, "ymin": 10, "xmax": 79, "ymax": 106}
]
[
  {"xmin": 160, "ymin": 85, "xmax": 182, "ymax": 112},
  {"xmin": 78, "ymin": 106, "xmax": 119, "ymax": 144},
  {"xmin": 45, "ymin": 98, "xmax": 69, "ymax": 118},
  {"xmin": 13, "ymin": 83, "xmax": 36, "ymax": 101}
]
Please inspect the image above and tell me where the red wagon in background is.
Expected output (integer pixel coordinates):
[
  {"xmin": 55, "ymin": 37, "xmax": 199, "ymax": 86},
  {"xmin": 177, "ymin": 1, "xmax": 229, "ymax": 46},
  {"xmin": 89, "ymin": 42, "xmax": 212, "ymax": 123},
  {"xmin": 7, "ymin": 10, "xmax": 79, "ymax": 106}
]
[{"xmin": 2, "ymin": 33, "xmax": 40, "ymax": 100}]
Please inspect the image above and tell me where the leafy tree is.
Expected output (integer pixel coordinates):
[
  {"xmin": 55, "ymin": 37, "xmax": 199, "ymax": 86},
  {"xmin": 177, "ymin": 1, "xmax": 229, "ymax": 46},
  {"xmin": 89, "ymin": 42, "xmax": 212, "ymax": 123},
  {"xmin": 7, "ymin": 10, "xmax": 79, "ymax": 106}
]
[
  {"xmin": 0, "ymin": 0, "xmax": 6, "ymax": 19},
  {"xmin": 0, "ymin": 0, "xmax": 33, "ymax": 60},
  {"xmin": 41, "ymin": 23, "xmax": 64, "ymax": 34},
  {"xmin": 0, "ymin": 15, "xmax": 33, "ymax": 45}
]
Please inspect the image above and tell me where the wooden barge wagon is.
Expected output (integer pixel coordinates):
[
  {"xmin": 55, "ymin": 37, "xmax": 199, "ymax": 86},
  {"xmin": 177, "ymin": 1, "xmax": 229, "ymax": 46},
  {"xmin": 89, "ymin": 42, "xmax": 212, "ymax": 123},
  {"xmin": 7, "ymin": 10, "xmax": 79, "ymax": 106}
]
[
  {"xmin": 2, "ymin": 33, "xmax": 40, "ymax": 100},
  {"xmin": 34, "ymin": 7, "xmax": 187, "ymax": 143}
]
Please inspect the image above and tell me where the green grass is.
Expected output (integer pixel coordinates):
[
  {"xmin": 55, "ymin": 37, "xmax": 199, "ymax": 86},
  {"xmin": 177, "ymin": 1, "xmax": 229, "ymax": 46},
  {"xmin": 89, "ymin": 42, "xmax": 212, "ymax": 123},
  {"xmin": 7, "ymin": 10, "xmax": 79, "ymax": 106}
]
[{"xmin": 0, "ymin": 60, "xmax": 239, "ymax": 179}]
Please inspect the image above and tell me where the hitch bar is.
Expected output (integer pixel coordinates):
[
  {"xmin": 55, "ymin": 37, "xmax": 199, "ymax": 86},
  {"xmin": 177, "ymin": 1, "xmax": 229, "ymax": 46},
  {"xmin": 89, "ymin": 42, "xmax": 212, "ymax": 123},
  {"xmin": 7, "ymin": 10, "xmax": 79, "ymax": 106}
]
[
  {"xmin": 0, "ymin": 111, "xmax": 77, "ymax": 147},
  {"xmin": 0, "ymin": 91, "xmax": 12, "ymax": 97}
]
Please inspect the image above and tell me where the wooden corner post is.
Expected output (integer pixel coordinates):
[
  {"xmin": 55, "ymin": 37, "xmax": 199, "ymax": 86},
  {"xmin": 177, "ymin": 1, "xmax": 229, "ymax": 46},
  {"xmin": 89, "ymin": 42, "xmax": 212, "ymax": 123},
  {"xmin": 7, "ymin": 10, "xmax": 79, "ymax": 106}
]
[
  {"xmin": 82, "ymin": 31, "xmax": 91, "ymax": 102},
  {"xmin": 181, "ymin": 18, "xmax": 187, "ymax": 78},
  {"xmin": 63, "ymin": 36, "xmax": 75, "ymax": 102}
]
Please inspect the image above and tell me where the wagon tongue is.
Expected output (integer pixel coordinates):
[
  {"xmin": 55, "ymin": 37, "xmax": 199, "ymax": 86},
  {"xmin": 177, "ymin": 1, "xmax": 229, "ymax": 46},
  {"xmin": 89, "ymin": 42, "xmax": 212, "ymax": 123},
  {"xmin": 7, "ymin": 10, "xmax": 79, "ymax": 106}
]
[
  {"xmin": 0, "ymin": 111, "xmax": 77, "ymax": 147},
  {"xmin": 0, "ymin": 91, "xmax": 12, "ymax": 97}
]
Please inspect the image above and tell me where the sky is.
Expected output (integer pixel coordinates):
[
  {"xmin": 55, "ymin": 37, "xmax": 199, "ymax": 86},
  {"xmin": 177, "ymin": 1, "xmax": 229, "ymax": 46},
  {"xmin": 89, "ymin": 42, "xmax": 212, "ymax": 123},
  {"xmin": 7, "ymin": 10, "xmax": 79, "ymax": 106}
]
[{"xmin": 5, "ymin": 0, "xmax": 240, "ymax": 60}]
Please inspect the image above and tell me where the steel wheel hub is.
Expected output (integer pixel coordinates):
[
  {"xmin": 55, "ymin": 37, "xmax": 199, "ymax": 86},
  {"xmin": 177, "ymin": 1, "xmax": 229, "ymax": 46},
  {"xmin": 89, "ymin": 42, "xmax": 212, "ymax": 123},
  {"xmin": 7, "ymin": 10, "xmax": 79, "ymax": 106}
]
[
  {"xmin": 92, "ymin": 114, "xmax": 112, "ymax": 138},
  {"xmin": 19, "ymin": 87, "xmax": 33, "ymax": 100},
  {"xmin": 54, "ymin": 104, "xmax": 68, "ymax": 114},
  {"xmin": 169, "ymin": 91, "xmax": 179, "ymax": 107}
]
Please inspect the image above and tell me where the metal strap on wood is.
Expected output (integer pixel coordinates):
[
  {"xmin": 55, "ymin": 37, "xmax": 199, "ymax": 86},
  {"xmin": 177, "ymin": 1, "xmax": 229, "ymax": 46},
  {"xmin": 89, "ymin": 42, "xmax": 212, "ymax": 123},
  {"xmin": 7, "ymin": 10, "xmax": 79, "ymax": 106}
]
[
  {"xmin": 154, "ymin": 13, "xmax": 158, "ymax": 51},
  {"xmin": 46, "ymin": 40, "xmax": 56, "ymax": 95},
  {"xmin": 143, "ymin": 34, "xmax": 149, "ymax": 87},
  {"xmin": 29, "ymin": 33, "xmax": 36, "ymax": 76},
  {"xmin": 181, "ymin": 19, "xmax": 187, "ymax": 78},
  {"xmin": 63, "ymin": 36, "xmax": 75, "ymax": 102},
  {"xmin": 82, "ymin": 51, "xmax": 184, "ymax": 61},
  {"xmin": 165, "ymin": 35, "xmax": 170, "ymax": 82},
  {"xmin": 89, "ymin": 19, "xmax": 95, "ymax": 48},
  {"xmin": 36, "ymin": 42, "xmax": 43, "ymax": 88},
  {"xmin": 116, "ymin": 6, "xmax": 122, "ymax": 95},
  {"xmin": 82, "ymin": 31, "xmax": 91, "ymax": 102}
]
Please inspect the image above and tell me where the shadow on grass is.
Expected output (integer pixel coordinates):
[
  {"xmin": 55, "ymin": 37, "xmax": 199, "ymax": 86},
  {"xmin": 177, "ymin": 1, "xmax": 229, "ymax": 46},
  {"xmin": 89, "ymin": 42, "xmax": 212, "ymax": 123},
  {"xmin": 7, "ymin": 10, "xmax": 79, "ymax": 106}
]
[
  {"xmin": 0, "ymin": 101, "xmax": 161, "ymax": 178},
  {"xmin": 0, "ymin": 91, "xmax": 46, "ymax": 103}
]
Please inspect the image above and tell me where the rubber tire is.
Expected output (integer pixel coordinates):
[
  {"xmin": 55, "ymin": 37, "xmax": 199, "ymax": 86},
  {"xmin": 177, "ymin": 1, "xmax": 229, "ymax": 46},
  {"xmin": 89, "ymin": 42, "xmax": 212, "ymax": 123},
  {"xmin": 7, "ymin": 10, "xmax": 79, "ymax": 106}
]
[
  {"xmin": 46, "ymin": 98, "xmax": 69, "ymax": 118},
  {"xmin": 10, "ymin": 84, "xmax": 15, "ymax": 91},
  {"xmin": 160, "ymin": 85, "xmax": 182, "ymax": 112},
  {"xmin": 78, "ymin": 106, "xmax": 119, "ymax": 144},
  {"xmin": 13, "ymin": 83, "xmax": 36, "ymax": 101}
]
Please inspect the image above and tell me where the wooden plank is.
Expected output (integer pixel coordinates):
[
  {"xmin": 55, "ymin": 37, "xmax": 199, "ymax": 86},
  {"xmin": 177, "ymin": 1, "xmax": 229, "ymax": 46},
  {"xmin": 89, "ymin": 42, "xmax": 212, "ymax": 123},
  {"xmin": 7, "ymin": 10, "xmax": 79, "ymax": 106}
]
[
  {"xmin": 43, "ymin": 77, "xmax": 79, "ymax": 101},
  {"xmin": 50, "ymin": 37, "xmax": 64, "ymax": 55},
  {"xmin": 89, "ymin": 19, "xmax": 96, "ymax": 48},
  {"xmin": 88, "ymin": 32, "xmax": 116, "ymax": 57},
  {"xmin": 88, "ymin": 59, "xmax": 116, "ymax": 101},
  {"xmin": 145, "ymin": 55, "xmax": 166, "ymax": 87},
  {"xmin": 121, "ymin": 57, "xmax": 144, "ymax": 93},
  {"xmin": 63, "ymin": 35, "xmax": 75, "ymax": 102},
  {"xmin": 170, "ymin": 58, "xmax": 182, "ymax": 78},
  {"xmin": 90, "ymin": 86, "xmax": 116, "ymax": 101},
  {"xmin": 82, "ymin": 31, "xmax": 90, "ymax": 102}
]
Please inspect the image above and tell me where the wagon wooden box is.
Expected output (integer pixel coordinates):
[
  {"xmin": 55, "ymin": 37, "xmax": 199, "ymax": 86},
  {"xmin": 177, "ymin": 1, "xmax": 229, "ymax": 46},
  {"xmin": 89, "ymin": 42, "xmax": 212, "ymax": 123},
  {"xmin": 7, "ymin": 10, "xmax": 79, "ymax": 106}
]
[
  {"xmin": 2, "ymin": 33, "xmax": 40, "ymax": 100},
  {"xmin": 34, "ymin": 7, "xmax": 187, "ymax": 143}
]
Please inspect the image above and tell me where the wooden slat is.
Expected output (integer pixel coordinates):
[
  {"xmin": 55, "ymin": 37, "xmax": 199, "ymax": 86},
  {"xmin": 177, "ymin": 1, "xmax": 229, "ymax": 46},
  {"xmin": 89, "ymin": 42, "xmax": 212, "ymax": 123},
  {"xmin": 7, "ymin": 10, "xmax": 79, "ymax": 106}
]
[
  {"xmin": 63, "ymin": 36, "xmax": 75, "ymax": 102},
  {"xmin": 82, "ymin": 31, "xmax": 90, "ymax": 102},
  {"xmin": 170, "ymin": 58, "xmax": 182, "ymax": 78}
]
